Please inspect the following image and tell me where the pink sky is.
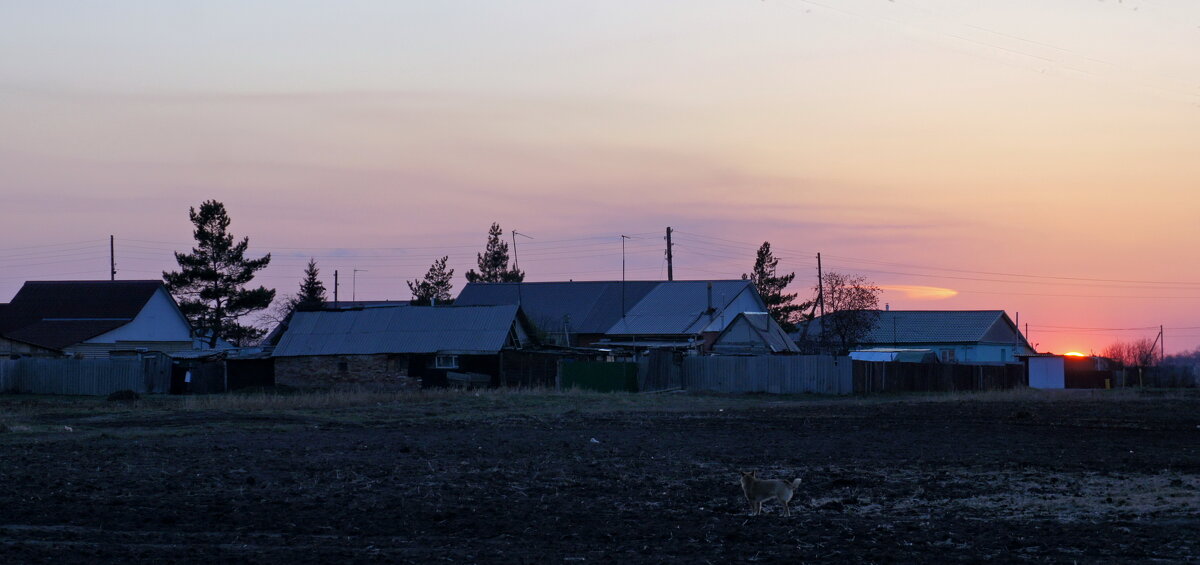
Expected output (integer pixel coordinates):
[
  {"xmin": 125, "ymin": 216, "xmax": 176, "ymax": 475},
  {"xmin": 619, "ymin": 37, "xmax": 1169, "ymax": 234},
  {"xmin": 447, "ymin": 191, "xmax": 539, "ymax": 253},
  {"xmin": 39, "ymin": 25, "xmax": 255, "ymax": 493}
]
[{"xmin": 2, "ymin": 1, "xmax": 1199, "ymax": 354}]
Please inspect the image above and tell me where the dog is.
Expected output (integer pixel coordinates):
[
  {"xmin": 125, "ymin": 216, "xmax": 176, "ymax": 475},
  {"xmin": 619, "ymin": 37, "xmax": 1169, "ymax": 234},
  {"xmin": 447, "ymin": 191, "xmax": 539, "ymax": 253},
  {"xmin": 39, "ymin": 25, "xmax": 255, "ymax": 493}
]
[{"xmin": 740, "ymin": 471, "xmax": 802, "ymax": 516}]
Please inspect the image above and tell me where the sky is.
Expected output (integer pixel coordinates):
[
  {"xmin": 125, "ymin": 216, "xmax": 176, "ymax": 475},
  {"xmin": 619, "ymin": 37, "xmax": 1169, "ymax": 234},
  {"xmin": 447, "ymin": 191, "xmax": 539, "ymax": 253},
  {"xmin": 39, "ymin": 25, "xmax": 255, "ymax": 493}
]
[{"xmin": 2, "ymin": 0, "xmax": 1199, "ymax": 355}]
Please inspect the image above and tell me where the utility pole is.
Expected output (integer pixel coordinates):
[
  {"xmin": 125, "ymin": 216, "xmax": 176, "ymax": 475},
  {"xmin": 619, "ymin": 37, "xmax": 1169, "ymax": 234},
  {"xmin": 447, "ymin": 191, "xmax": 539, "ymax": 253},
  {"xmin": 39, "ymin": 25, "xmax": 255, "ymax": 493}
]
[
  {"xmin": 1161, "ymin": 325, "xmax": 1165, "ymax": 363},
  {"xmin": 817, "ymin": 252, "xmax": 826, "ymax": 348},
  {"xmin": 621, "ymin": 235, "xmax": 631, "ymax": 318},
  {"xmin": 350, "ymin": 268, "xmax": 364, "ymax": 301},
  {"xmin": 665, "ymin": 227, "xmax": 674, "ymax": 281},
  {"xmin": 109, "ymin": 235, "xmax": 116, "ymax": 280},
  {"xmin": 333, "ymin": 270, "xmax": 339, "ymax": 308}
]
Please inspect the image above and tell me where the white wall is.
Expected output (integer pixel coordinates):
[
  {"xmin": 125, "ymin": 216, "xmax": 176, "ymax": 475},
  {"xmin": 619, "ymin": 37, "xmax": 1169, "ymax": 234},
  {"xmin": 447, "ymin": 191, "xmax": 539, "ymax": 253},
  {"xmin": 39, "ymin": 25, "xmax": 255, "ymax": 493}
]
[
  {"xmin": 84, "ymin": 288, "xmax": 192, "ymax": 344},
  {"xmin": 1028, "ymin": 357, "xmax": 1065, "ymax": 389}
]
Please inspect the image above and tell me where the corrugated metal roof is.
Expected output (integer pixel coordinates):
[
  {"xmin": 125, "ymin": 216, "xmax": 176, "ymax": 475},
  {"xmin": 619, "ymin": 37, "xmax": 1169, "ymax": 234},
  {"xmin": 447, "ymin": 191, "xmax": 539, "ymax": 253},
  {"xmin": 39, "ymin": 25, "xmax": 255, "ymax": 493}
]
[
  {"xmin": 800, "ymin": 310, "xmax": 1025, "ymax": 345},
  {"xmin": 272, "ymin": 305, "xmax": 521, "ymax": 357},
  {"xmin": 712, "ymin": 312, "xmax": 800, "ymax": 354},
  {"xmin": 608, "ymin": 280, "xmax": 758, "ymax": 335},
  {"xmin": 455, "ymin": 281, "xmax": 660, "ymax": 334}
]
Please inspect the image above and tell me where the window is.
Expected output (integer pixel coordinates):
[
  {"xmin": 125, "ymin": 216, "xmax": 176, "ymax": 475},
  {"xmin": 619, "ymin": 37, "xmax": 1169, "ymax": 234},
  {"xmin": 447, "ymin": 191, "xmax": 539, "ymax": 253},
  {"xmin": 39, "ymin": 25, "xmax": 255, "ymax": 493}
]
[
  {"xmin": 337, "ymin": 360, "xmax": 349, "ymax": 373},
  {"xmin": 435, "ymin": 355, "xmax": 459, "ymax": 369},
  {"xmin": 1000, "ymin": 349, "xmax": 1007, "ymax": 362},
  {"xmin": 940, "ymin": 349, "xmax": 956, "ymax": 363}
]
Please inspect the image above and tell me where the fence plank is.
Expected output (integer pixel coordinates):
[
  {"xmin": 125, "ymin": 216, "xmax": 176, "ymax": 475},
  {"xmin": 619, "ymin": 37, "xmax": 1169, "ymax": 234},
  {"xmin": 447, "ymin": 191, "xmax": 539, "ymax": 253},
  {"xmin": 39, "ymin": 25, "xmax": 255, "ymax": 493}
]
[
  {"xmin": 681, "ymin": 355, "xmax": 852, "ymax": 394},
  {"xmin": 0, "ymin": 357, "xmax": 171, "ymax": 395}
]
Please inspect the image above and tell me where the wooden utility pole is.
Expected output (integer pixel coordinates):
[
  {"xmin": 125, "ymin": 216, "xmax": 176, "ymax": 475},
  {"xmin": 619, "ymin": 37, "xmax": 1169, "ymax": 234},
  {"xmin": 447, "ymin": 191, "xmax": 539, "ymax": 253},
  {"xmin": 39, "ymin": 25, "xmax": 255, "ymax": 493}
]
[
  {"xmin": 817, "ymin": 252, "xmax": 825, "ymax": 348},
  {"xmin": 665, "ymin": 227, "xmax": 674, "ymax": 281},
  {"xmin": 109, "ymin": 235, "xmax": 116, "ymax": 280},
  {"xmin": 333, "ymin": 270, "xmax": 339, "ymax": 308}
]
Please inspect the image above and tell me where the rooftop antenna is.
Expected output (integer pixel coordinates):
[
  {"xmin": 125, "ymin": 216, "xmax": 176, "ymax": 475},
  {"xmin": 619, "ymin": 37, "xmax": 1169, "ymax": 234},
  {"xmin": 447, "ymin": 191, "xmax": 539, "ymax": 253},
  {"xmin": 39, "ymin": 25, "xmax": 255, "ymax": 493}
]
[
  {"xmin": 353, "ymin": 269, "xmax": 368, "ymax": 302},
  {"xmin": 110, "ymin": 235, "xmax": 116, "ymax": 280},
  {"xmin": 512, "ymin": 230, "xmax": 533, "ymax": 307}
]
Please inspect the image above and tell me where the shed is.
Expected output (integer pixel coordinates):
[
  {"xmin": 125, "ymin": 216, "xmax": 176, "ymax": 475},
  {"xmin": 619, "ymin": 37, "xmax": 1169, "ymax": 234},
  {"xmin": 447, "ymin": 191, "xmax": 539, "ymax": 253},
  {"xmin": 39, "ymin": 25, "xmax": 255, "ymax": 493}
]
[{"xmin": 271, "ymin": 305, "xmax": 531, "ymax": 388}]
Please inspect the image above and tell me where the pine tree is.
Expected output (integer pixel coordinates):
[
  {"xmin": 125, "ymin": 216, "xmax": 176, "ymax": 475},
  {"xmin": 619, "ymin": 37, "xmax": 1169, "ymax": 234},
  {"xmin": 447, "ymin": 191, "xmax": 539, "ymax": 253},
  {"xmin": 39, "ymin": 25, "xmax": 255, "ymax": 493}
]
[
  {"xmin": 742, "ymin": 241, "xmax": 810, "ymax": 332},
  {"xmin": 408, "ymin": 256, "xmax": 455, "ymax": 305},
  {"xmin": 163, "ymin": 200, "xmax": 275, "ymax": 347},
  {"xmin": 294, "ymin": 258, "xmax": 327, "ymax": 311},
  {"xmin": 464, "ymin": 222, "xmax": 524, "ymax": 283}
]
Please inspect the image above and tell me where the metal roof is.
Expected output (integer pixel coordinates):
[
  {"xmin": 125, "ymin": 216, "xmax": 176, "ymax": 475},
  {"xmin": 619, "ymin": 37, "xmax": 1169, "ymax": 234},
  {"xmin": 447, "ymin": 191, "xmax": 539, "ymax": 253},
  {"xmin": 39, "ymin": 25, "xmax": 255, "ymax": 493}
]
[
  {"xmin": 800, "ymin": 310, "xmax": 1029, "ymax": 347},
  {"xmin": 607, "ymin": 280, "xmax": 759, "ymax": 335},
  {"xmin": 713, "ymin": 312, "xmax": 800, "ymax": 354},
  {"xmin": 455, "ymin": 281, "xmax": 660, "ymax": 334},
  {"xmin": 272, "ymin": 305, "xmax": 522, "ymax": 357}
]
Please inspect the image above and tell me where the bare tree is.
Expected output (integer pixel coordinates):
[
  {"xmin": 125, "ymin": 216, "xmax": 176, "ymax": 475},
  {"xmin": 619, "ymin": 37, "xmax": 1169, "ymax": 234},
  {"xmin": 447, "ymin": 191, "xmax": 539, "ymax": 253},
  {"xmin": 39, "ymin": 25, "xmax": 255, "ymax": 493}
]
[
  {"xmin": 1101, "ymin": 338, "xmax": 1158, "ymax": 367},
  {"xmin": 818, "ymin": 272, "xmax": 882, "ymax": 354}
]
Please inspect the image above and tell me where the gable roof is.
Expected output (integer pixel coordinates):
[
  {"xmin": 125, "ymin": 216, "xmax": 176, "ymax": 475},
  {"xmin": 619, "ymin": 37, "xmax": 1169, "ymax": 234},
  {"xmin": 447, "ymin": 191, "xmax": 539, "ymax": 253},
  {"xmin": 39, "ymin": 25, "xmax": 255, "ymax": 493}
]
[
  {"xmin": 713, "ymin": 312, "xmax": 801, "ymax": 354},
  {"xmin": 606, "ymin": 280, "xmax": 760, "ymax": 335},
  {"xmin": 456, "ymin": 280, "xmax": 762, "ymax": 337},
  {"xmin": 272, "ymin": 305, "xmax": 524, "ymax": 357},
  {"xmin": 455, "ymin": 281, "xmax": 660, "ymax": 334},
  {"xmin": 0, "ymin": 280, "xmax": 167, "ymax": 350},
  {"xmin": 803, "ymin": 310, "xmax": 1032, "ymax": 348}
]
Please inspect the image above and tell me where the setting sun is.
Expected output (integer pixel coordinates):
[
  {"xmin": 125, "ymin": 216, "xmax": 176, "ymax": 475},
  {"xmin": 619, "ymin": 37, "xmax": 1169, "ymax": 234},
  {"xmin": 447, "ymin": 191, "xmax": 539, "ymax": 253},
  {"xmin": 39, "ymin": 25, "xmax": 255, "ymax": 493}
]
[{"xmin": 1064, "ymin": 352, "xmax": 1087, "ymax": 357}]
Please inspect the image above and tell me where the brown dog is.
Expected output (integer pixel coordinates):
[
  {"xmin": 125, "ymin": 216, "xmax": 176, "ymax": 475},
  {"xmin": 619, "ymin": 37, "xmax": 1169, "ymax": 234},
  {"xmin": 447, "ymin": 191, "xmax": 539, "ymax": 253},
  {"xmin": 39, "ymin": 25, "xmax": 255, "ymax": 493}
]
[{"xmin": 740, "ymin": 471, "xmax": 802, "ymax": 516}]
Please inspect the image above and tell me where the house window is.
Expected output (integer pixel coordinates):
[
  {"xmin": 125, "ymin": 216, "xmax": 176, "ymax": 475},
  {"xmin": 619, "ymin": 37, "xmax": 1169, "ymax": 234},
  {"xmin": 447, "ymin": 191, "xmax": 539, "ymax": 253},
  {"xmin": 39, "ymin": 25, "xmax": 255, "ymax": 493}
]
[
  {"xmin": 435, "ymin": 355, "xmax": 459, "ymax": 369},
  {"xmin": 1000, "ymin": 349, "xmax": 1007, "ymax": 362},
  {"xmin": 337, "ymin": 360, "xmax": 349, "ymax": 373},
  {"xmin": 940, "ymin": 349, "xmax": 956, "ymax": 363}
]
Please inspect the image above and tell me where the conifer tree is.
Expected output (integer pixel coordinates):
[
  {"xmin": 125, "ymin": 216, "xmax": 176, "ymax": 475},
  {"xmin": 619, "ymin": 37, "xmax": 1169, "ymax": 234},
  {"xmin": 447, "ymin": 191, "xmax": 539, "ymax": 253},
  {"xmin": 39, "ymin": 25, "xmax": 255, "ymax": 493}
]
[
  {"xmin": 163, "ymin": 200, "xmax": 274, "ymax": 347},
  {"xmin": 464, "ymin": 222, "xmax": 524, "ymax": 283},
  {"xmin": 294, "ymin": 258, "xmax": 327, "ymax": 311},
  {"xmin": 408, "ymin": 256, "xmax": 455, "ymax": 305},
  {"xmin": 742, "ymin": 241, "xmax": 810, "ymax": 332}
]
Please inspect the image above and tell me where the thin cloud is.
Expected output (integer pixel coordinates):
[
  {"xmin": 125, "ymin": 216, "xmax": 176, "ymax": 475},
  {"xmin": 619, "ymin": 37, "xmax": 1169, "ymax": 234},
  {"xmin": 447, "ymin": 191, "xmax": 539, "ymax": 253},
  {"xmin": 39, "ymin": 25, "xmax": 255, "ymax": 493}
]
[{"xmin": 880, "ymin": 284, "xmax": 959, "ymax": 300}]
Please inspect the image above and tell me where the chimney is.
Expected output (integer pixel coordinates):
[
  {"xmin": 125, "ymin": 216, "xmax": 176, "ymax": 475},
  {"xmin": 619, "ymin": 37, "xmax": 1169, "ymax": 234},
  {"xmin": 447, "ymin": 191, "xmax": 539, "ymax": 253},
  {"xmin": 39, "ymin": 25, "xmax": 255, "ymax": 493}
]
[
  {"xmin": 707, "ymin": 282, "xmax": 715, "ymax": 319},
  {"xmin": 885, "ymin": 303, "xmax": 890, "ymax": 311}
]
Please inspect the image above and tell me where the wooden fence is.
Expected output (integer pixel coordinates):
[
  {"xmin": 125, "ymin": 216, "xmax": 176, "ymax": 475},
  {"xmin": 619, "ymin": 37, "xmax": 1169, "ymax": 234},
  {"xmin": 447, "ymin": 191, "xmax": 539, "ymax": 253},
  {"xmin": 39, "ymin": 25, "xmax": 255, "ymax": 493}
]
[
  {"xmin": 853, "ymin": 361, "xmax": 1025, "ymax": 393},
  {"xmin": 681, "ymin": 355, "xmax": 853, "ymax": 394},
  {"xmin": 0, "ymin": 357, "xmax": 172, "ymax": 395}
]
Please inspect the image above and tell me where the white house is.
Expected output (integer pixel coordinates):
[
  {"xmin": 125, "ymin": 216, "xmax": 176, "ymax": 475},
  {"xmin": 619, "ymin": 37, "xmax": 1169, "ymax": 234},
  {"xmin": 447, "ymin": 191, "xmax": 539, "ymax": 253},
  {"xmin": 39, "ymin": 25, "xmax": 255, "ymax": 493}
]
[
  {"xmin": 801, "ymin": 310, "xmax": 1036, "ymax": 363},
  {"xmin": 0, "ymin": 280, "xmax": 195, "ymax": 358}
]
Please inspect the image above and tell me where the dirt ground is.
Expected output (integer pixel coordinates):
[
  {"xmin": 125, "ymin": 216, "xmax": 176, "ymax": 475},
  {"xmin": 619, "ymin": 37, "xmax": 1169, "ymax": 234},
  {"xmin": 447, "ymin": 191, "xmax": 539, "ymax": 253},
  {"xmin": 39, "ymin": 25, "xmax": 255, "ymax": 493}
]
[{"xmin": 1, "ymin": 389, "xmax": 1198, "ymax": 563}]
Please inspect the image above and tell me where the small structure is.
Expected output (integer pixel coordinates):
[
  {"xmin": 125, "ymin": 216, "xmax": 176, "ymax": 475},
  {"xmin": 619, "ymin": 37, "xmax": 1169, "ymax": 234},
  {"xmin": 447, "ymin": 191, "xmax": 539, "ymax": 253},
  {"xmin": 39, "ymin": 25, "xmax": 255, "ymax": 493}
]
[
  {"xmin": 711, "ymin": 313, "xmax": 801, "ymax": 355},
  {"xmin": 271, "ymin": 304, "xmax": 531, "ymax": 388},
  {"xmin": 1023, "ymin": 354, "xmax": 1118, "ymax": 389},
  {"xmin": 0, "ymin": 280, "xmax": 194, "ymax": 358},
  {"xmin": 800, "ymin": 310, "xmax": 1035, "ymax": 363}
]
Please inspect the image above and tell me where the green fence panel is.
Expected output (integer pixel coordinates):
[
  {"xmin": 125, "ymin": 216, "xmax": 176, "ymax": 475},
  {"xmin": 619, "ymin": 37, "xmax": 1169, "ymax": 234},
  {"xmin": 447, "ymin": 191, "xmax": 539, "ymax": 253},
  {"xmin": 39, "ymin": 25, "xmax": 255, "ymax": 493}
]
[{"xmin": 560, "ymin": 361, "xmax": 638, "ymax": 393}]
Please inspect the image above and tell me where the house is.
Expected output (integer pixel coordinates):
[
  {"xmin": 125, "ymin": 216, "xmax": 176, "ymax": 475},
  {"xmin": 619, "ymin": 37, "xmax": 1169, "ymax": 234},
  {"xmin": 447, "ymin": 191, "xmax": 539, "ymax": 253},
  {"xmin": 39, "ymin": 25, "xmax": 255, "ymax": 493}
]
[
  {"xmin": 0, "ymin": 280, "xmax": 195, "ymax": 358},
  {"xmin": 271, "ymin": 304, "xmax": 532, "ymax": 388},
  {"xmin": 799, "ymin": 310, "xmax": 1035, "ymax": 363},
  {"xmin": 711, "ymin": 312, "xmax": 801, "ymax": 355},
  {"xmin": 454, "ymin": 280, "xmax": 767, "ymax": 352},
  {"xmin": 260, "ymin": 300, "xmax": 411, "ymax": 350}
]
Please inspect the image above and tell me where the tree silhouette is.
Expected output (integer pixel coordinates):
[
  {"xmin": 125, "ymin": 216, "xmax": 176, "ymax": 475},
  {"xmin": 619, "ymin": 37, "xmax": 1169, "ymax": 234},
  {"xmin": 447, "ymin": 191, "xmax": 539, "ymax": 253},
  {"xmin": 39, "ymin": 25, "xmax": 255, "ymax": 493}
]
[
  {"xmin": 163, "ymin": 200, "xmax": 274, "ymax": 347},
  {"xmin": 408, "ymin": 256, "xmax": 455, "ymax": 305},
  {"xmin": 742, "ymin": 241, "xmax": 811, "ymax": 332},
  {"xmin": 464, "ymin": 222, "xmax": 524, "ymax": 283}
]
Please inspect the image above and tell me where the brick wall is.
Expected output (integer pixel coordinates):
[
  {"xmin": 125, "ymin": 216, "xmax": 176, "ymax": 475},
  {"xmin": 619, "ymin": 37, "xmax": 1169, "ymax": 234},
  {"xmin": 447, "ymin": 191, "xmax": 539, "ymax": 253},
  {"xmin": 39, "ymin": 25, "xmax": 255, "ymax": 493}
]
[{"xmin": 275, "ymin": 354, "xmax": 418, "ymax": 389}]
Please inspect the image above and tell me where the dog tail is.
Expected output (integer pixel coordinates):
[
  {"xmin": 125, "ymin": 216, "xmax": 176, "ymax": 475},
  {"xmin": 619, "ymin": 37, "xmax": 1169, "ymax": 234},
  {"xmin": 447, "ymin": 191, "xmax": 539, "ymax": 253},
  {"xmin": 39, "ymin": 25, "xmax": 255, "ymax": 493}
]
[{"xmin": 791, "ymin": 478, "xmax": 802, "ymax": 490}]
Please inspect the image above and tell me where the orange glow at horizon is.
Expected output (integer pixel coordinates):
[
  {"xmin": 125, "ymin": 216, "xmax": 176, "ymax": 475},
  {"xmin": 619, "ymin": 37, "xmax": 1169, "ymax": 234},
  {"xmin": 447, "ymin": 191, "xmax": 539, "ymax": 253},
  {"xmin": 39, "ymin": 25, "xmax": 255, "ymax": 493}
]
[{"xmin": 1064, "ymin": 352, "xmax": 1087, "ymax": 357}]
